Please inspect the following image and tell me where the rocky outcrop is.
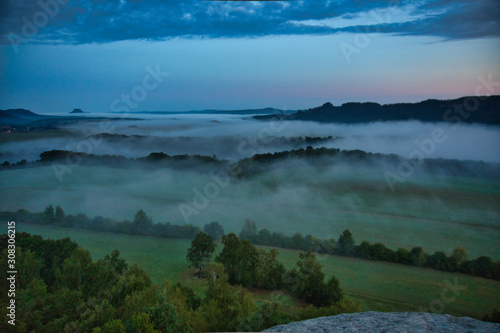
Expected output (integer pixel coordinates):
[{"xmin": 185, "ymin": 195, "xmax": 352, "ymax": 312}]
[{"xmin": 262, "ymin": 312, "xmax": 500, "ymax": 333}]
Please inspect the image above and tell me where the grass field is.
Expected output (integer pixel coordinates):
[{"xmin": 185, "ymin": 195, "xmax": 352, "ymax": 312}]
[
  {"xmin": 2, "ymin": 164, "xmax": 499, "ymax": 260},
  {"xmin": 16, "ymin": 224, "xmax": 500, "ymax": 319}
]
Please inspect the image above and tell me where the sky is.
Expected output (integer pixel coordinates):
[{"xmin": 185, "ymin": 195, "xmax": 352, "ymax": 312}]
[{"xmin": 0, "ymin": 0, "xmax": 499, "ymax": 113}]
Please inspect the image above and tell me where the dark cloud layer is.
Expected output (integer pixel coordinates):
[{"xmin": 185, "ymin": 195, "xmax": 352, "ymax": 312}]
[{"xmin": 1, "ymin": 0, "xmax": 498, "ymax": 44}]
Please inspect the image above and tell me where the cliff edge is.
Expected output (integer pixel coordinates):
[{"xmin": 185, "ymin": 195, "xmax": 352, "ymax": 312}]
[{"xmin": 262, "ymin": 312, "xmax": 500, "ymax": 333}]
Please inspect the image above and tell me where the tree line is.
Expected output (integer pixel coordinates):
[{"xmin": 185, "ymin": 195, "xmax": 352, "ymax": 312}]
[
  {"xmin": 0, "ymin": 232, "xmax": 359, "ymax": 332},
  {"xmin": 0, "ymin": 207, "xmax": 201, "ymax": 240},
  {"xmin": 2, "ymin": 207, "xmax": 499, "ymax": 281},
  {"xmin": 233, "ymin": 146, "xmax": 500, "ymax": 179},
  {"xmin": 0, "ymin": 149, "xmax": 224, "ymax": 172},
  {"xmin": 186, "ymin": 230, "xmax": 499, "ymax": 326},
  {"xmin": 238, "ymin": 220, "xmax": 500, "ymax": 281},
  {"xmin": 3, "ymin": 146, "xmax": 499, "ymax": 181}
]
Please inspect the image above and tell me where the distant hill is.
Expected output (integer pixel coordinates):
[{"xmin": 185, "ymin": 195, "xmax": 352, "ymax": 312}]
[
  {"xmin": 0, "ymin": 109, "xmax": 49, "ymax": 126},
  {"xmin": 116, "ymin": 107, "xmax": 296, "ymax": 115},
  {"xmin": 0, "ymin": 109, "xmax": 142, "ymax": 131},
  {"xmin": 254, "ymin": 96, "xmax": 500, "ymax": 125},
  {"xmin": 6, "ymin": 146, "xmax": 496, "ymax": 181},
  {"xmin": 70, "ymin": 108, "xmax": 85, "ymax": 114}
]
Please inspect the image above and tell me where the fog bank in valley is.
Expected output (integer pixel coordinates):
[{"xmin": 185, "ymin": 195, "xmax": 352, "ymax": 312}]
[
  {"xmin": 1, "ymin": 114, "xmax": 500, "ymax": 163},
  {"xmin": 1, "ymin": 113, "xmax": 499, "ymax": 260},
  {"xmin": 1, "ymin": 155, "xmax": 499, "ymax": 260}
]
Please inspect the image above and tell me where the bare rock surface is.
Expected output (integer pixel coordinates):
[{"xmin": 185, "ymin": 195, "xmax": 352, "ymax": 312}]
[{"xmin": 262, "ymin": 312, "xmax": 500, "ymax": 333}]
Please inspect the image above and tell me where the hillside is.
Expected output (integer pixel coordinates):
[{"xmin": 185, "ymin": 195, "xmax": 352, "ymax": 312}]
[
  {"xmin": 254, "ymin": 96, "xmax": 500, "ymax": 125},
  {"xmin": 0, "ymin": 108, "xmax": 142, "ymax": 131},
  {"xmin": 0, "ymin": 108, "xmax": 48, "ymax": 125},
  {"xmin": 14, "ymin": 223, "xmax": 500, "ymax": 319}
]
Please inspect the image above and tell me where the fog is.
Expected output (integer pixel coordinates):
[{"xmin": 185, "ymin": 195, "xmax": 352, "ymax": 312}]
[
  {"xmin": 2, "ymin": 113, "xmax": 500, "ymax": 163},
  {"xmin": 1, "ymin": 157, "xmax": 499, "ymax": 260},
  {"xmin": 1, "ymin": 113, "xmax": 499, "ymax": 260}
]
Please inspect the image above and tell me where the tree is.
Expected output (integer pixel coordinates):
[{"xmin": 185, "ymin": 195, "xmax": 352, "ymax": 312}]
[
  {"xmin": 290, "ymin": 233, "xmax": 304, "ymax": 250},
  {"xmin": 201, "ymin": 269, "xmax": 255, "ymax": 332},
  {"xmin": 216, "ymin": 233, "xmax": 259, "ymax": 287},
  {"xmin": 337, "ymin": 230, "xmax": 355, "ymax": 256},
  {"xmin": 324, "ymin": 275, "xmax": 343, "ymax": 306},
  {"xmin": 357, "ymin": 241, "xmax": 371, "ymax": 259},
  {"xmin": 296, "ymin": 251, "xmax": 325, "ymax": 305},
  {"xmin": 88, "ymin": 250, "xmax": 129, "ymax": 296},
  {"xmin": 240, "ymin": 219, "xmax": 257, "ymax": 241},
  {"xmin": 55, "ymin": 247, "xmax": 92, "ymax": 291},
  {"xmin": 43, "ymin": 205, "xmax": 55, "ymax": 224},
  {"xmin": 394, "ymin": 248, "xmax": 411, "ymax": 265},
  {"xmin": 238, "ymin": 296, "xmax": 290, "ymax": 332},
  {"xmin": 55, "ymin": 206, "xmax": 65, "ymax": 224},
  {"xmin": 108, "ymin": 264, "xmax": 152, "ymax": 308},
  {"xmin": 204, "ymin": 262, "xmax": 228, "ymax": 287},
  {"xmin": 370, "ymin": 242, "xmax": 393, "ymax": 261},
  {"xmin": 186, "ymin": 232, "xmax": 215, "ymax": 274},
  {"xmin": 470, "ymin": 256, "xmax": 495, "ymax": 279},
  {"xmin": 237, "ymin": 240, "xmax": 260, "ymax": 287},
  {"xmin": 146, "ymin": 294, "xmax": 193, "ymax": 333},
  {"xmin": 450, "ymin": 247, "xmax": 468, "ymax": 270},
  {"xmin": 426, "ymin": 251, "xmax": 451, "ymax": 271},
  {"xmin": 216, "ymin": 233, "xmax": 242, "ymax": 283},
  {"xmin": 132, "ymin": 209, "xmax": 153, "ymax": 235},
  {"xmin": 257, "ymin": 229, "xmax": 271, "ymax": 245},
  {"xmin": 203, "ymin": 221, "xmax": 225, "ymax": 240},
  {"xmin": 293, "ymin": 251, "xmax": 343, "ymax": 307},
  {"xmin": 103, "ymin": 249, "xmax": 128, "ymax": 275},
  {"xmin": 100, "ymin": 319, "xmax": 126, "ymax": 333},
  {"xmin": 255, "ymin": 249, "xmax": 285, "ymax": 290},
  {"xmin": 16, "ymin": 248, "xmax": 43, "ymax": 289},
  {"xmin": 409, "ymin": 247, "xmax": 428, "ymax": 267},
  {"xmin": 77, "ymin": 298, "xmax": 117, "ymax": 331},
  {"xmin": 130, "ymin": 313, "xmax": 158, "ymax": 333}
]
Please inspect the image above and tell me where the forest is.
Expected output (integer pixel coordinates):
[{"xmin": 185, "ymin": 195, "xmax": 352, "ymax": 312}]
[{"xmin": 0, "ymin": 232, "xmax": 358, "ymax": 332}]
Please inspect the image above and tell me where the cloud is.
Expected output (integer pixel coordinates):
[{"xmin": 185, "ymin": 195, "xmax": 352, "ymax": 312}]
[
  {"xmin": 363, "ymin": 0, "xmax": 500, "ymax": 40},
  {"xmin": 0, "ymin": 0, "xmax": 498, "ymax": 45}
]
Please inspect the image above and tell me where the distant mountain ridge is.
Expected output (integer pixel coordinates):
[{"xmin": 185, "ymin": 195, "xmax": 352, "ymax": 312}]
[
  {"xmin": 115, "ymin": 107, "xmax": 296, "ymax": 115},
  {"xmin": 3, "ymin": 96, "xmax": 499, "ymax": 128},
  {"xmin": 0, "ymin": 109, "xmax": 49, "ymax": 125},
  {"xmin": 0, "ymin": 108, "xmax": 141, "ymax": 130},
  {"xmin": 0, "ymin": 108, "xmax": 294, "ymax": 129},
  {"xmin": 254, "ymin": 95, "xmax": 500, "ymax": 125}
]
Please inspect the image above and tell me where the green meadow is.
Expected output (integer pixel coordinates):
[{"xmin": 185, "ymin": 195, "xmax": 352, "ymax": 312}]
[
  {"xmin": 17, "ymin": 224, "xmax": 500, "ymax": 319},
  {"xmin": 2, "ymin": 164, "xmax": 500, "ymax": 260}
]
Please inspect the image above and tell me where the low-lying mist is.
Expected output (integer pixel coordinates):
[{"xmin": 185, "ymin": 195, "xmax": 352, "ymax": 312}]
[
  {"xmin": 2, "ymin": 114, "xmax": 499, "ymax": 163},
  {"xmin": 1, "ymin": 113, "xmax": 499, "ymax": 261},
  {"xmin": 1, "ymin": 155, "xmax": 499, "ymax": 260}
]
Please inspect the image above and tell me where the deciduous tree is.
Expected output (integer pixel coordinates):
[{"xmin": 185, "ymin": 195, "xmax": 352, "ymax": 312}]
[
  {"xmin": 203, "ymin": 221, "xmax": 225, "ymax": 240},
  {"xmin": 337, "ymin": 230, "xmax": 355, "ymax": 256},
  {"xmin": 186, "ymin": 232, "xmax": 215, "ymax": 274}
]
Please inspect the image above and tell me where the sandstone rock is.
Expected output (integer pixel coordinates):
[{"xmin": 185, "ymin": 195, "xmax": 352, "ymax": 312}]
[{"xmin": 262, "ymin": 312, "xmax": 500, "ymax": 333}]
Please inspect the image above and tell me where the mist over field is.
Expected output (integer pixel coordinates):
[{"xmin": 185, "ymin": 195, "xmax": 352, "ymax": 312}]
[
  {"xmin": 1, "ymin": 115, "xmax": 499, "ymax": 260},
  {"xmin": 2, "ymin": 114, "xmax": 500, "ymax": 163},
  {"xmin": 2, "ymin": 0, "xmax": 500, "ymax": 329},
  {"xmin": 2, "ymin": 111, "xmax": 500, "ymax": 260}
]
